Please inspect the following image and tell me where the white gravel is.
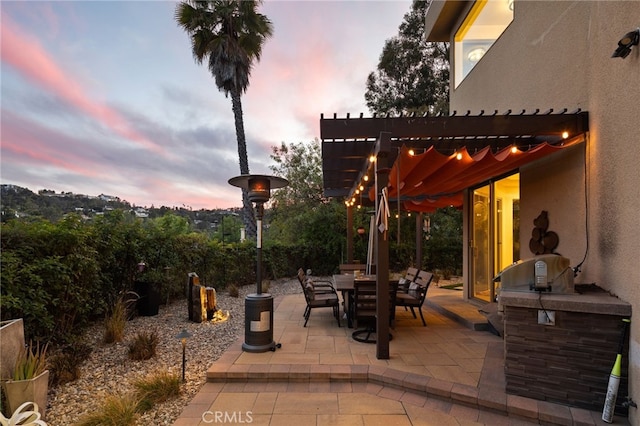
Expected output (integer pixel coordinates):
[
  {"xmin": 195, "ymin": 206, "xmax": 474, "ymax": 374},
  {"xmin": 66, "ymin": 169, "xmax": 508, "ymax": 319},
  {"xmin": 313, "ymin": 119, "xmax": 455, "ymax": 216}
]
[{"xmin": 46, "ymin": 278, "xmax": 302, "ymax": 426}]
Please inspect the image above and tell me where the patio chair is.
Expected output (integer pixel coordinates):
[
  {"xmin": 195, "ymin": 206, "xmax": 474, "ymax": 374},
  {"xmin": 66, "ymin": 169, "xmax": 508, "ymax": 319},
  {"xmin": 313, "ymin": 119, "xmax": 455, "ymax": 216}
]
[
  {"xmin": 397, "ymin": 267, "xmax": 419, "ymax": 293},
  {"xmin": 352, "ymin": 279, "xmax": 397, "ymax": 343},
  {"xmin": 297, "ymin": 268, "xmax": 336, "ymax": 295},
  {"xmin": 297, "ymin": 268, "xmax": 341, "ymax": 327},
  {"xmin": 395, "ymin": 270, "xmax": 433, "ymax": 326}
]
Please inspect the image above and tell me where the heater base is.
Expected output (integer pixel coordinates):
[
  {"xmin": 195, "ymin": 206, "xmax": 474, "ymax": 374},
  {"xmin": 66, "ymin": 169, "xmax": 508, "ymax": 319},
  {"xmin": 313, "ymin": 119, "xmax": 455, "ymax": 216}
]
[
  {"xmin": 243, "ymin": 294, "xmax": 281, "ymax": 353},
  {"xmin": 242, "ymin": 341, "xmax": 282, "ymax": 353}
]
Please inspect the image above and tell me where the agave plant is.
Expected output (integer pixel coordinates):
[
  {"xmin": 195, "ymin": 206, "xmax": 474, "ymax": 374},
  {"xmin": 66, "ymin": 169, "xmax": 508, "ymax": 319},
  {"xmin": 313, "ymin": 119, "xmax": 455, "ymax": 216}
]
[{"xmin": 13, "ymin": 341, "xmax": 48, "ymax": 381}]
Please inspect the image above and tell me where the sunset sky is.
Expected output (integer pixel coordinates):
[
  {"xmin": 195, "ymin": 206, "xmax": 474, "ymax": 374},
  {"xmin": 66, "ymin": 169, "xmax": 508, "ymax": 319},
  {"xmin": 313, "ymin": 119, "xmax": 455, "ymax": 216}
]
[{"xmin": 1, "ymin": 0, "xmax": 411, "ymax": 209}]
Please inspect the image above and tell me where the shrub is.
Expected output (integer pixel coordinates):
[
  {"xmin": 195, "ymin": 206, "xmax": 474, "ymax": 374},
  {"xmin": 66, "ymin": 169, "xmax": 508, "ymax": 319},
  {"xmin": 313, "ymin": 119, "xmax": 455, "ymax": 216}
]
[
  {"xmin": 0, "ymin": 216, "xmax": 104, "ymax": 344},
  {"xmin": 128, "ymin": 331, "xmax": 158, "ymax": 361},
  {"xmin": 228, "ymin": 284, "xmax": 239, "ymax": 298},
  {"xmin": 103, "ymin": 298, "xmax": 128, "ymax": 344},
  {"xmin": 73, "ymin": 372, "xmax": 180, "ymax": 424},
  {"xmin": 49, "ymin": 342, "xmax": 93, "ymax": 386},
  {"xmin": 133, "ymin": 371, "xmax": 181, "ymax": 412},
  {"xmin": 75, "ymin": 393, "xmax": 140, "ymax": 426}
]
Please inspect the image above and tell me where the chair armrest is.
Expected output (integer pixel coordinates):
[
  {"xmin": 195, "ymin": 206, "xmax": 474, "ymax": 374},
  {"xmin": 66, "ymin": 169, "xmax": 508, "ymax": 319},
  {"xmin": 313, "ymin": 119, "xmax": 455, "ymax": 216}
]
[
  {"xmin": 309, "ymin": 279, "xmax": 336, "ymax": 289},
  {"xmin": 307, "ymin": 279, "xmax": 337, "ymax": 294}
]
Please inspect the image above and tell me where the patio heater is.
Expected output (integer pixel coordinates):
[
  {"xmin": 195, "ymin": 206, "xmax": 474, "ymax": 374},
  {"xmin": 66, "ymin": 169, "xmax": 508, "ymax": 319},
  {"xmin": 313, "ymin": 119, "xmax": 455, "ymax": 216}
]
[{"xmin": 228, "ymin": 174, "xmax": 288, "ymax": 353}]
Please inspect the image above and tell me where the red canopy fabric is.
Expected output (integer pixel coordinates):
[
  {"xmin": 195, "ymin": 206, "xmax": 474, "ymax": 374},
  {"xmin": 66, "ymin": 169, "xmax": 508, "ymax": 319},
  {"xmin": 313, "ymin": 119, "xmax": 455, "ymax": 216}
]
[{"xmin": 373, "ymin": 141, "xmax": 579, "ymax": 213}]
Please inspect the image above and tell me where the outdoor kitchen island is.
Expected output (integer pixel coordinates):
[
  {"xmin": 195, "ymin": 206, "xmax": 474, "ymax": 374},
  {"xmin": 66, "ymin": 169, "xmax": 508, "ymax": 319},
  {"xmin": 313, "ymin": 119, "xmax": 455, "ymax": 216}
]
[{"xmin": 500, "ymin": 287, "xmax": 632, "ymax": 415}]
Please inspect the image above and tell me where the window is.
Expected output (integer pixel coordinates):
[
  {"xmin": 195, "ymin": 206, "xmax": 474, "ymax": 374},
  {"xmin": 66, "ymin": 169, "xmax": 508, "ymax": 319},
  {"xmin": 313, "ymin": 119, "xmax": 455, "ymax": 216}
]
[{"xmin": 454, "ymin": 0, "xmax": 513, "ymax": 88}]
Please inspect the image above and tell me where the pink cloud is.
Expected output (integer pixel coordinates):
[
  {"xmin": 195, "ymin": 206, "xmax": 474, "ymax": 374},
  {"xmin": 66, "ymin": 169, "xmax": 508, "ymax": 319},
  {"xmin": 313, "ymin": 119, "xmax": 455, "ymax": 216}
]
[
  {"xmin": 128, "ymin": 175, "xmax": 239, "ymax": 210},
  {"xmin": 3, "ymin": 138, "xmax": 100, "ymax": 178},
  {"xmin": 1, "ymin": 16, "xmax": 165, "ymax": 155},
  {"xmin": 1, "ymin": 115, "xmax": 103, "ymax": 177}
]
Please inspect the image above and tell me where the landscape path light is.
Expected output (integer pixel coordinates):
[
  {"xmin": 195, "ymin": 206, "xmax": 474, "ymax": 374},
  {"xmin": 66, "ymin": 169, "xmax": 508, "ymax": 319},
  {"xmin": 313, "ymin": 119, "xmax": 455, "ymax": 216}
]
[
  {"xmin": 228, "ymin": 174, "xmax": 289, "ymax": 353},
  {"xmin": 175, "ymin": 329, "xmax": 192, "ymax": 381}
]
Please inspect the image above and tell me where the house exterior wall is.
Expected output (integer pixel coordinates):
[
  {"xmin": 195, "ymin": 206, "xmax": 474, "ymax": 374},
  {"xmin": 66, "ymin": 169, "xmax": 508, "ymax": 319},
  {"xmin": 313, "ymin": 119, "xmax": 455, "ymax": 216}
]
[{"xmin": 429, "ymin": 0, "xmax": 640, "ymax": 417}]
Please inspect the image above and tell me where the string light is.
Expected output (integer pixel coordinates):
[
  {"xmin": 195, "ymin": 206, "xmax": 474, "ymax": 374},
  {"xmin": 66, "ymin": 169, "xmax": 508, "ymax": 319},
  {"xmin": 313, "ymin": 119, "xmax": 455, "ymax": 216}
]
[
  {"xmin": 369, "ymin": 155, "xmax": 376, "ymax": 163},
  {"xmin": 562, "ymin": 131, "xmax": 569, "ymax": 139},
  {"xmin": 456, "ymin": 152, "xmax": 463, "ymax": 160},
  {"xmin": 408, "ymin": 149, "xmax": 415, "ymax": 156},
  {"xmin": 511, "ymin": 146, "xmax": 518, "ymax": 154}
]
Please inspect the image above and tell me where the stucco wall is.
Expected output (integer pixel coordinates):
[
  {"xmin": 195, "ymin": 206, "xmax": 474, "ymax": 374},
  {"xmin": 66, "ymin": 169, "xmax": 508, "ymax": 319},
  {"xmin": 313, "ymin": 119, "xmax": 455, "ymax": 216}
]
[
  {"xmin": 519, "ymin": 144, "xmax": 586, "ymax": 264},
  {"xmin": 448, "ymin": 0, "xmax": 640, "ymax": 416}
]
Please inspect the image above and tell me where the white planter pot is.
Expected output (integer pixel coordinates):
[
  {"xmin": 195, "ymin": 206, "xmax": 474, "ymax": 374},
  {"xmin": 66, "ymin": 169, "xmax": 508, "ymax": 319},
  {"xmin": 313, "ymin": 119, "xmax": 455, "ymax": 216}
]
[{"xmin": 2, "ymin": 370, "xmax": 49, "ymax": 420}]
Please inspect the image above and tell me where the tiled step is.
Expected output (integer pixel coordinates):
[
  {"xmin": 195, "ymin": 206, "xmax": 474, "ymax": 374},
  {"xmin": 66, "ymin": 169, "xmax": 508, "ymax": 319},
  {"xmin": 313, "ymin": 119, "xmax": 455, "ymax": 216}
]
[
  {"xmin": 424, "ymin": 286, "xmax": 496, "ymax": 331},
  {"xmin": 207, "ymin": 360, "xmax": 616, "ymax": 425}
]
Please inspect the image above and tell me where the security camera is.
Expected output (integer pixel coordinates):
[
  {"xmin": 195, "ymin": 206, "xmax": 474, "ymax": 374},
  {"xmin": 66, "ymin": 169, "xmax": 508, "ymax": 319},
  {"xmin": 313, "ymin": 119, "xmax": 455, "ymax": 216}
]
[{"xmin": 612, "ymin": 28, "xmax": 640, "ymax": 58}]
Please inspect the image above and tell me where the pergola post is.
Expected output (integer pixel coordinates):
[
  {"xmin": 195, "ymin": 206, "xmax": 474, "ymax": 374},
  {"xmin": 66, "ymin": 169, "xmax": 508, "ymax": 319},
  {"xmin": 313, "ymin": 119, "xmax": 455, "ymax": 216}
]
[
  {"xmin": 346, "ymin": 205, "xmax": 354, "ymax": 264},
  {"xmin": 416, "ymin": 212, "xmax": 423, "ymax": 271},
  {"xmin": 375, "ymin": 132, "xmax": 391, "ymax": 359}
]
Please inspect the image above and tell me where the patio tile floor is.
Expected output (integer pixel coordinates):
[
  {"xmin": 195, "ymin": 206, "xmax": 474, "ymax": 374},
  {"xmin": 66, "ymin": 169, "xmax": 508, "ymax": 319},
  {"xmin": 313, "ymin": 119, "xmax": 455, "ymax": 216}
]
[{"xmin": 173, "ymin": 287, "xmax": 628, "ymax": 425}]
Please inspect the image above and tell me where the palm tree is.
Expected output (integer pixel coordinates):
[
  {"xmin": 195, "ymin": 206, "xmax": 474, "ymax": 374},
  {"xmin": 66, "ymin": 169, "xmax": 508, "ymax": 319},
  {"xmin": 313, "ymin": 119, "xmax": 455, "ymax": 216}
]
[{"xmin": 175, "ymin": 0, "xmax": 273, "ymax": 237}]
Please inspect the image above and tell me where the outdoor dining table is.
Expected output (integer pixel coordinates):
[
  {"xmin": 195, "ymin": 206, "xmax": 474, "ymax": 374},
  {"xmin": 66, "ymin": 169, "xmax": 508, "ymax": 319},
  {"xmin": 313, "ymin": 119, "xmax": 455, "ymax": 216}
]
[{"xmin": 332, "ymin": 274, "xmax": 398, "ymax": 328}]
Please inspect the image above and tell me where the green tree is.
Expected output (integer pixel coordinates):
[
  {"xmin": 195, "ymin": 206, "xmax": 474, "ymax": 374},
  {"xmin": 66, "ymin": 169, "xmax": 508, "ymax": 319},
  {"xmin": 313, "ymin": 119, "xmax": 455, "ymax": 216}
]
[
  {"xmin": 175, "ymin": 0, "xmax": 273, "ymax": 238},
  {"xmin": 267, "ymin": 140, "xmax": 326, "ymax": 244},
  {"xmin": 269, "ymin": 139, "xmax": 326, "ymax": 207},
  {"xmin": 212, "ymin": 213, "xmax": 243, "ymax": 243},
  {"xmin": 365, "ymin": 0, "xmax": 449, "ymax": 116},
  {"xmin": 265, "ymin": 140, "xmax": 346, "ymax": 272},
  {"xmin": 424, "ymin": 207, "xmax": 463, "ymax": 275}
]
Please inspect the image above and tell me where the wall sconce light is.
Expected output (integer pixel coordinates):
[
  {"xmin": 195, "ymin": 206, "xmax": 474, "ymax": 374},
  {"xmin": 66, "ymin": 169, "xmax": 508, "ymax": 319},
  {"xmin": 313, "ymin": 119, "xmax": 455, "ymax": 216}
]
[
  {"xmin": 612, "ymin": 28, "xmax": 639, "ymax": 58},
  {"xmin": 175, "ymin": 329, "xmax": 192, "ymax": 381}
]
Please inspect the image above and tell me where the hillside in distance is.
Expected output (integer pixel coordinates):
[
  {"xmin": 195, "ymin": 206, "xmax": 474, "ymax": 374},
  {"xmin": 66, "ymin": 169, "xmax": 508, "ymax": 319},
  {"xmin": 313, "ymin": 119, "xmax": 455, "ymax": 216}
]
[{"xmin": 0, "ymin": 184, "xmax": 240, "ymax": 230}]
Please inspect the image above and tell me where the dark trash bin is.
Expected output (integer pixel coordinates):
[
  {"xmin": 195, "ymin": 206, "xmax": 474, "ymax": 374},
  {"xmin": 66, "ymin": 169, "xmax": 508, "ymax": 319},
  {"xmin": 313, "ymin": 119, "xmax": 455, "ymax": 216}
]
[{"xmin": 135, "ymin": 280, "xmax": 160, "ymax": 316}]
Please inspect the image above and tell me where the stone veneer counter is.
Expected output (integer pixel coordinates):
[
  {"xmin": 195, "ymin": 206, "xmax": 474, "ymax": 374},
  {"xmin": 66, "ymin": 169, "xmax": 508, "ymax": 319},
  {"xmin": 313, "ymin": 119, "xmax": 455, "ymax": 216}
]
[{"xmin": 500, "ymin": 288, "xmax": 632, "ymax": 414}]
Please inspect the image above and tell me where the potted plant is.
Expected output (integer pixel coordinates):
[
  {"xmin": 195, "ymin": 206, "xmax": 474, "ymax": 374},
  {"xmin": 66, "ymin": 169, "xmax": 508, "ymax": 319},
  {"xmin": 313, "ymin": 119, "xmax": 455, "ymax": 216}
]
[{"xmin": 1, "ymin": 341, "xmax": 49, "ymax": 420}]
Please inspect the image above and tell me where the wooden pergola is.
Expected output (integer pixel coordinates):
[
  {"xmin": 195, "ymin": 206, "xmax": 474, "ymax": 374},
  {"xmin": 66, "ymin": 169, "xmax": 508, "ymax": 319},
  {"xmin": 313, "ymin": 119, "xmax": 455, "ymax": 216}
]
[{"xmin": 320, "ymin": 110, "xmax": 589, "ymax": 359}]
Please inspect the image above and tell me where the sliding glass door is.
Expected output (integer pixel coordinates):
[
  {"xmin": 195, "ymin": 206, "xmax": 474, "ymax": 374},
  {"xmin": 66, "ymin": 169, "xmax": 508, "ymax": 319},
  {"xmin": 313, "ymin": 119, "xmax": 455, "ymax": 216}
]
[{"xmin": 470, "ymin": 174, "xmax": 520, "ymax": 302}]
